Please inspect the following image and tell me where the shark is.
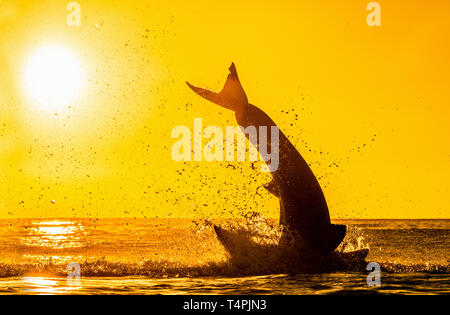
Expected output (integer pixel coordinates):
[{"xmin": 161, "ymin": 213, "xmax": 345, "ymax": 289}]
[{"xmin": 187, "ymin": 63, "xmax": 346, "ymax": 256}]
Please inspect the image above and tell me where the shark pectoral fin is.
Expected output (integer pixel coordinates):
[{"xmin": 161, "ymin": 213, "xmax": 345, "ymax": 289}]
[
  {"xmin": 326, "ymin": 224, "xmax": 347, "ymax": 253},
  {"xmin": 263, "ymin": 180, "xmax": 280, "ymax": 198}
]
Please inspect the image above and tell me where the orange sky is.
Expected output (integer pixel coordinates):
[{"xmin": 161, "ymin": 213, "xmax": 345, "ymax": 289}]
[{"xmin": 0, "ymin": 0, "xmax": 449, "ymax": 219}]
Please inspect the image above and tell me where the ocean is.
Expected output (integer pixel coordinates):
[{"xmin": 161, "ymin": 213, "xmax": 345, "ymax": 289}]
[{"xmin": 0, "ymin": 217, "xmax": 448, "ymax": 295}]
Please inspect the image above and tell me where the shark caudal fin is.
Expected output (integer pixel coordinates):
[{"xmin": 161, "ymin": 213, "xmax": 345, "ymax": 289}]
[{"xmin": 186, "ymin": 63, "xmax": 248, "ymax": 114}]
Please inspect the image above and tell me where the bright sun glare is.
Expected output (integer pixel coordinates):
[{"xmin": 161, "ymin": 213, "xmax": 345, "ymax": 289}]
[{"xmin": 23, "ymin": 45, "xmax": 84, "ymax": 111}]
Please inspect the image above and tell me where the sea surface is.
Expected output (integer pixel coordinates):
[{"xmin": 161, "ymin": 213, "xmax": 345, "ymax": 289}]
[{"xmin": 0, "ymin": 217, "xmax": 448, "ymax": 295}]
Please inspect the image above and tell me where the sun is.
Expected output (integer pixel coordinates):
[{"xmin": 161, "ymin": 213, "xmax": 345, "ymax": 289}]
[{"xmin": 23, "ymin": 45, "xmax": 84, "ymax": 111}]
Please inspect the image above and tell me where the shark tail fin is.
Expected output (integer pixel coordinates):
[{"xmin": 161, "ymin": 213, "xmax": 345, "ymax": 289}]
[{"xmin": 186, "ymin": 63, "xmax": 248, "ymax": 113}]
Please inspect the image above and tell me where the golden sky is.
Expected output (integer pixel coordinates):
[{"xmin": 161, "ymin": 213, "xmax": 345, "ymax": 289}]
[{"xmin": 0, "ymin": 0, "xmax": 449, "ymax": 219}]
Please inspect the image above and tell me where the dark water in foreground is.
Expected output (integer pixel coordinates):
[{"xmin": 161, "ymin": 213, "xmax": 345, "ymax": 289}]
[{"xmin": 0, "ymin": 218, "xmax": 448, "ymax": 294}]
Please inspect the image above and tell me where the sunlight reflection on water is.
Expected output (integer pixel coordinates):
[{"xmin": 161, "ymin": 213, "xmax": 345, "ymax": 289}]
[
  {"xmin": 21, "ymin": 276, "xmax": 81, "ymax": 295},
  {"xmin": 20, "ymin": 220, "xmax": 85, "ymax": 249}
]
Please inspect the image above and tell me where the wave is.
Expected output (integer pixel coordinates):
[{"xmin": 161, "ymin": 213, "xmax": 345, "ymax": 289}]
[
  {"xmin": 0, "ymin": 213, "xmax": 448, "ymax": 278},
  {"xmin": 0, "ymin": 259, "xmax": 448, "ymax": 278}
]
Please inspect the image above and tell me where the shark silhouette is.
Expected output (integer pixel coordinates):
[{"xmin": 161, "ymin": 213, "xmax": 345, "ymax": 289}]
[{"xmin": 187, "ymin": 63, "xmax": 346, "ymax": 256}]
